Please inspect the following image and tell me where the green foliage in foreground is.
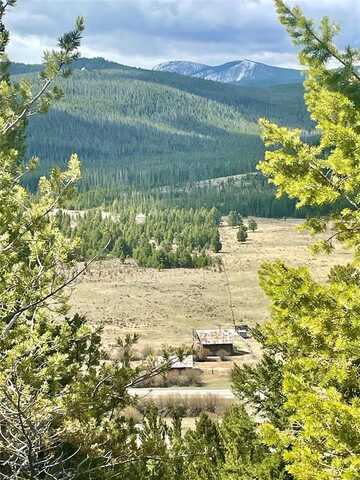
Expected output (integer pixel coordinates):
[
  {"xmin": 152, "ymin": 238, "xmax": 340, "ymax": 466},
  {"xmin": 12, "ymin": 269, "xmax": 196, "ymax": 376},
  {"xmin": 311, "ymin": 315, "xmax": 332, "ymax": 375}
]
[
  {"xmin": 57, "ymin": 204, "xmax": 222, "ymax": 268},
  {"xmin": 0, "ymin": 4, "xmax": 187, "ymax": 478},
  {"xmin": 167, "ymin": 2, "xmax": 360, "ymax": 479},
  {"xmin": 251, "ymin": 0, "xmax": 360, "ymax": 478}
]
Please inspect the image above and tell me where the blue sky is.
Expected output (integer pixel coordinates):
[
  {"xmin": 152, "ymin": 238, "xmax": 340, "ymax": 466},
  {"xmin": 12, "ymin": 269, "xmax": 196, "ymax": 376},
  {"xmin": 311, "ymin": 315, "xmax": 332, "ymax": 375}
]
[{"xmin": 5, "ymin": 0, "xmax": 359, "ymax": 69}]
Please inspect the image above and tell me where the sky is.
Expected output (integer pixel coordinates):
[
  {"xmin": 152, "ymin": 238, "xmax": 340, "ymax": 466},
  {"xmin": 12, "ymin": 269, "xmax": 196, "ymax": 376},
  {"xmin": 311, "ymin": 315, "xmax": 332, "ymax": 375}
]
[{"xmin": 5, "ymin": 0, "xmax": 359, "ymax": 70}]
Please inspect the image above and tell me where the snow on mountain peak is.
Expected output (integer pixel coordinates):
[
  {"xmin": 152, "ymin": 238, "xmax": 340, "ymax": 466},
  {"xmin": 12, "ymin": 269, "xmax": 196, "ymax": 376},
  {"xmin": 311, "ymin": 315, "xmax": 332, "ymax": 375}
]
[
  {"xmin": 153, "ymin": 61, "xmax": 209, "ymax": 76},
  {"xmin": 152, "ymin": 59, "xmax": 303, "ymax": 87}
]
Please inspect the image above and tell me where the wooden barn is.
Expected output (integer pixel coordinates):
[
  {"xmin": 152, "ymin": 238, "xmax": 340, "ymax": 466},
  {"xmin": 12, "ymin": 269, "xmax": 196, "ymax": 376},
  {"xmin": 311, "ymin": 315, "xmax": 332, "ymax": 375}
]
[{"xmin": 193, "ymin": 327, "xmax": 249, "ymax": 357}]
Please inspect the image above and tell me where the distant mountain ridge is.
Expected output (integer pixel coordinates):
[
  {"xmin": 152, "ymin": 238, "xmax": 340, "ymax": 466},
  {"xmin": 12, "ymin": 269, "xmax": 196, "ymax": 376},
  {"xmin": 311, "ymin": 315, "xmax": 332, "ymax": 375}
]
[
  {"xmin": 153, "ymin": 61, "xmax": 209, "ymax": 76},
  {"xmin": 153, "ymin": 59, "xmax": 303, "ymax": 87},
  {"xmin": 9, "ymin": 57, "xmax": 128, "ymax": 75},
  {"xmin": 11, "ymin": 56, "xmax": 303, "ymax": 88},
  {"xmin": 10, "ymin": 57, "xmax": 304, "ymax": 88}
]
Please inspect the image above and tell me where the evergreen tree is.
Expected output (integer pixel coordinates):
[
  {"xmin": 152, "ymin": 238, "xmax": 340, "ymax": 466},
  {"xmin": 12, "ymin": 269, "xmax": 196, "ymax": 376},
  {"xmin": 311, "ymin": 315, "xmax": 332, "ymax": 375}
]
[
  {"xmin": 248, "ymin": 218, "xmax": 258, "ymax": 232},
  {"xmin": 57, "ymin": 203, "xmax": 220, "ymax": 269},
  {"xmin": 210, "ymin": 230, "xmax": 222, "ymax": 253},
  {"xmin": 237, "ymin": 226, "xmax": 248, "ymax": 243},
  {"xmin": 20, "ymin": 59, "xmax": 311, "ymax": 203},
  {"xmin": 240, "ymin": 1, "xmax": 360, "ymax": 478},
  {"xmin": 228, "ymin": 210, "xmax": 243, "ymax": 226},
  {"xmin": 181, "ymin": 414, "xmax": 225, "ymax": 479}
]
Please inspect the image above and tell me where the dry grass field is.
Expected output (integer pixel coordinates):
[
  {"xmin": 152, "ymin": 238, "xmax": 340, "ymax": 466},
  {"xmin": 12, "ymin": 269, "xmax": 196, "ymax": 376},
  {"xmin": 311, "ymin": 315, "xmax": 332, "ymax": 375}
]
[
  {"xmin": 69, "ymin": 218, "xmax": 351, "ymax": 388},
  {"xmin": 70, "ymin": 218, "xmax": 351, "ymax": 358}
]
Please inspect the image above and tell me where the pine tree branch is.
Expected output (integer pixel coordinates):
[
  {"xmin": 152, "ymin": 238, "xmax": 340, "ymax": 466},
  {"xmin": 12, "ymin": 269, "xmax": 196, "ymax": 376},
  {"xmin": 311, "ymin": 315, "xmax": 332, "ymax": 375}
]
[
  {"xmin": 1, "ymin": 15, "xmax": 84, "ymax": 135},
  {"xmin": 1, "ymin": 240, "xmax": 111, "ymax": 339},
  {"xmin": 1, "ymin": 176, "xmax": 76, "ymax": 254},
  {"xmin": 0, "ymin": 1, "xmax": 14, "ymax": 20},
  {"xmin": 2, "ymin": 78, "xmax": 52, "ymax": 135},
  {"xmin": 279, "ymin": 1, "xmax": 360, "ymax": 82},
  {"xmin": 308, "ymin": 160, "xmax": 359, "ymax": 209}
]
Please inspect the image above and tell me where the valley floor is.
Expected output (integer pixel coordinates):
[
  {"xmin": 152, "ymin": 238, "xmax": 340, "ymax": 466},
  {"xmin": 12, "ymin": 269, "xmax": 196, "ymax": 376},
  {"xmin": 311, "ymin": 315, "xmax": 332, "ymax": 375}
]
[{"xmin": 70, "ymin": 218, "xmax": 351, "ymax": 386}]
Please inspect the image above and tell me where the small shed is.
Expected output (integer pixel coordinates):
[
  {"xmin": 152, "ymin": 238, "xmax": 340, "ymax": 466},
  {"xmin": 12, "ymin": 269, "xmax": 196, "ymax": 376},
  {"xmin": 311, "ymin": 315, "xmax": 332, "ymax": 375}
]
[
  {"xmin": 169, "ymin": 354, "xmax": 194, "ymax": 370},
  {"xmin": 157, "ymin": 354, "xmax": 194, "ymax": 371}
]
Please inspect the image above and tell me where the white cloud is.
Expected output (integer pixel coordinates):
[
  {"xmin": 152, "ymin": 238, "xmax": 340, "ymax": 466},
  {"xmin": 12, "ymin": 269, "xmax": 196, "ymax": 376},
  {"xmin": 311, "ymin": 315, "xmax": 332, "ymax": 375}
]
[
  {"xmin": 5, "ymin": 0, "xmax": 359, "ymax": 69},
  {"xmin": 8, "ymin": 33, "xmax": 53, "ymax": 64}
]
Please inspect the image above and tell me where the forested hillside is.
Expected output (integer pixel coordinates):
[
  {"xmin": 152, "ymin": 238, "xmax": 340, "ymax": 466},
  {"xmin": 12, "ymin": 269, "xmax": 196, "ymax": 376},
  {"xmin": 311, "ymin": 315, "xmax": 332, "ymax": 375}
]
[{"xmin": 18, "ymin": 59, "xmax": 311, "ymax": 215}]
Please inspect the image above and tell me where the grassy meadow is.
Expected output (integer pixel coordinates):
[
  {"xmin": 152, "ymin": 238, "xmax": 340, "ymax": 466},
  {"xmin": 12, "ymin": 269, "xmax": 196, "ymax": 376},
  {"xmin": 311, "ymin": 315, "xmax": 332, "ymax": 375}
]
[{"xmin": 69, "ymin": 218, "xmax": 351, "ymax": 386}]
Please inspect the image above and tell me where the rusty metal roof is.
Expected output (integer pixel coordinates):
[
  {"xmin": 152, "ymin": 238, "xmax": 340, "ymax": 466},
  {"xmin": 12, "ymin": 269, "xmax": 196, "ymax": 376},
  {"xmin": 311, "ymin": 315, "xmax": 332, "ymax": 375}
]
[{"xmin": 195, "ymin": 328, "xmax": 238, "ymax": 345}]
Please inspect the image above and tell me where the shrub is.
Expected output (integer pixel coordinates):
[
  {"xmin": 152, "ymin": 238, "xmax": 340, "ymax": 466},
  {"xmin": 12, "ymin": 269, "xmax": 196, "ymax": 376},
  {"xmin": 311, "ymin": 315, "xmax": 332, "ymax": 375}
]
[
  {"xmin": 136, "ymin": 368, "xmax": 203, "ymax": 387},
  {"xmin": 248, "ymin": 218, "xmax": 258, "ymax": 232},
  {"xmin": 179, "ymin": 369, "xmax": 203, "ymax": 387},
  {"xmin": 137, "ymin": 394, "xmax": 232, "ymax": 417},
  {"xmin": 228, "ymin": 211, "xmax": 243, "ymax": 226},
  {"xmin": 237, "ymin": 226, "xmax": 248, "ymax": 243}
]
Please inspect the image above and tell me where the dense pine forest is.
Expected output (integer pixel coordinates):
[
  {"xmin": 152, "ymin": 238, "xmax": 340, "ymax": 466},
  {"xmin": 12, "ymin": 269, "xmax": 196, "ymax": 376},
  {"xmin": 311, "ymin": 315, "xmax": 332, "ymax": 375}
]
[
  {"xmin": 15, "ymin": 59, "xmax": 314, "ymax": 216},
  {"xmin": 56, "ymin": 203, "xmax": 222, "ymax": 268}
]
